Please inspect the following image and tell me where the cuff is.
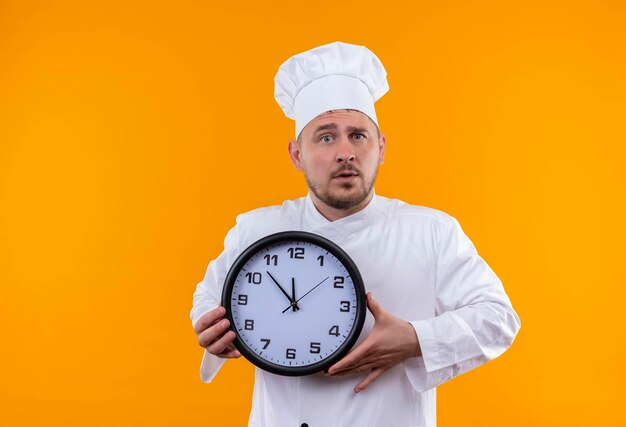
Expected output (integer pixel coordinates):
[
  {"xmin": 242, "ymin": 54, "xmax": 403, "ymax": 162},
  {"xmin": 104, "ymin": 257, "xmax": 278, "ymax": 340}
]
[
  {"xmin": 409, "ymin": 319, "xmax": 441, "ymax": 373},
  {"xmin": 200, "ymin": 349, "xmax": 227, "ymax": 383}
]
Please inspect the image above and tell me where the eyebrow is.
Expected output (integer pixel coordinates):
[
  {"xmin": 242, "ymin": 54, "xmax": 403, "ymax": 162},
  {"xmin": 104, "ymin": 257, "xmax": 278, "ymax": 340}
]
[
  {"xmin": 313, "ymin": 123, "xmax": 338, "ymax": 134},
  {"xmin": 313, "ymin": 123, "xmax": 370, "ymax": 135}
]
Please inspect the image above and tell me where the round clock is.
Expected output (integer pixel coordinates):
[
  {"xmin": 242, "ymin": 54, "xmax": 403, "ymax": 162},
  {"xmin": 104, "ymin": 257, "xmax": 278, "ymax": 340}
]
[{"xmin": 221, "ymin": 231, "xmax": 366, "ymax": 376}]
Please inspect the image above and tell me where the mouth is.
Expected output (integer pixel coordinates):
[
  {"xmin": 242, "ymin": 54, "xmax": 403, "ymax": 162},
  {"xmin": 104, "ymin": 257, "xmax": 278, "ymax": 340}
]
[
  {"xmin": 333, "ymin": 172, "xmax": 359, "ymax": 182},
  {"xmin": 333, "ymin": 169, "xmax": 359, "ymax": 179}
]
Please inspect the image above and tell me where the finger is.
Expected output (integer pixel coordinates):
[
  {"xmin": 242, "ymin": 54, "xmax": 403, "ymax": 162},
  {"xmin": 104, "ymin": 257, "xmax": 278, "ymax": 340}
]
[
  {"xmin": 194, "ymin": 306, "xmax": 226, "ymax": 334},
  {"xmin": 330, "ymin": 363, "xmax": 378, "ymax": 377},
  {"xmin": 366, "ymin": 292, "xmax": 385, "ymax": 321},
  {"xmin": 215, "ymin": 342, "xmax": 235, "ymax": 353},
  {"xmin": 198, "ymin": 318, "xmax": 231, "ymax": 348},
  {"xmin": 216, "ymin": 347, "xmax": 242, "ymax": 359},
  {"xmin": 354, "ymin": 367, "xmax": 387, "ymax": 393},
  {"xmin": 327, "ymin": 361, "xmax": 379, "ymax": 377},
  {"xmin": 329, "ymin": 357, "xmax": 378, "ymax": 375},
  {"xmin": 207, "ymin": 330, "xmax": 237, "ymax": 355},
  {"xmin": 327, "ymin": 340, "xmax": 373, "ymax": 374}
]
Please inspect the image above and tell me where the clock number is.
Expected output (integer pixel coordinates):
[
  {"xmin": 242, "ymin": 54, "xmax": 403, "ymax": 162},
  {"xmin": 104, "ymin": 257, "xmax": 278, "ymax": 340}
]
[
  {"xmin": 264, "ymin": 254, "xmax": 277, "ymax": 266},
  {"xmin": 317, "ymin": 255, "xmax": 324, "ymax": 266},
  {"xmin": 339, "ymin": 301, "xmax": 350, "ymax": 312},
  {"xmin": 329, "ymin": 325, "xmax": 340, "ymax": 337},
  {"xmin": 288, "ymin": 247, "xmax": 305, "ymax": 259},
  {"xmin": 286, "ymin": 348, "xmax": 296, "ymax": 359},
  {"xmin": 260, "ymin": 338, "xmax": 270, "ymax": 350},
  {"xmin": 245, "ymin": 272, "xmax": 262, "ymax": 284},
  {"xmin": 309, "ymin": 342, "xmax": 321, "ymax": 354},
  {"xmin": 238, "ymin": 294, "xmax": 248, "ymax": 305},
  {"xmin": 244, "ymin": 319, "xmax": 254, "ymax": 330},
  {"xmin": 333, "ymin": 276, "xmax": 344, "ymax": 288}
]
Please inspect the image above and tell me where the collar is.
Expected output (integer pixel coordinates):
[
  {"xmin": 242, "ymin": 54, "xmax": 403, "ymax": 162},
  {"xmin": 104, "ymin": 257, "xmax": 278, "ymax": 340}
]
[{"xmin": 303, "ymin": 191, "xmax": 378, "ymax": 238}]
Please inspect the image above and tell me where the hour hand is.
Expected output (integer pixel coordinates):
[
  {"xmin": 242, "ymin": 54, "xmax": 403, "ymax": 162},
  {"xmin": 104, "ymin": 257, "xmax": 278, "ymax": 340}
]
[
  {"xmin": 266, "ymin": 271, "xmax": 299, "ymax": 311},
  {"xmin": 290, "ymin": 277, "xmax": 300, "ymax": 312}
]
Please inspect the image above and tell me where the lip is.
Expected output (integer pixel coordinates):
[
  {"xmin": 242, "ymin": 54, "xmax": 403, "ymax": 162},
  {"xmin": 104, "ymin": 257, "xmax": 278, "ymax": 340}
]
[
  {"xmin": 333, "ymin": 172, "xmax": 359, "ymax": 181},
  {"xmin": 333, "ymin": 170, "xmax": 359, "ymax": 178}
]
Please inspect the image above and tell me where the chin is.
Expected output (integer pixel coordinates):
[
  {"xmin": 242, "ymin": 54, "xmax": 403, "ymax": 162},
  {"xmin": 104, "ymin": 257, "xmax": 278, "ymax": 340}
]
[
  {"xmin": 308, "ymin": 178, "xmax": 372, "ymax": 211},
  {"xmin": 326, "ymin": 190, "xmax": 370, "ymax": 210}
]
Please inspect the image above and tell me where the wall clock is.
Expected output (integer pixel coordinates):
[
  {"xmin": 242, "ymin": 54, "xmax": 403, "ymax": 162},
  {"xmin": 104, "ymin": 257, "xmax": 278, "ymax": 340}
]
[{"xmin": 221, "ymin": 231, "xmax": 366, "ymax": 376}]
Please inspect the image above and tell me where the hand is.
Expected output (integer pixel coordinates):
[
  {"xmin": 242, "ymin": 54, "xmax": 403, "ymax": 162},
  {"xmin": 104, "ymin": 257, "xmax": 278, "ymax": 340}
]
[
  {"xmin": 282, "ymin": 276, "xmax": 330, "ymax": 313},
  {"xmin": 194, "ymin": 306, "xmax": 241, "ymax": 359},
  {"xmin": 291, "ymin": 278, "xmax": 297, "ymax": 312},
  {"xmin": 326, "ymin": 292, "xmax": 421, "ymax": 393},
  {"xmin": 267, "ymin": 271, "xmax": 300, "ymax": 311}
]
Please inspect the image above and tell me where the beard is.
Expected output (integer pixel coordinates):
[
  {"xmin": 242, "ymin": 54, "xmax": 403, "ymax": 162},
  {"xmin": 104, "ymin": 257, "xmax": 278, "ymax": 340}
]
[{"xmin": 306, "ymin": 165, "xmax": 378, "ymax": 211}]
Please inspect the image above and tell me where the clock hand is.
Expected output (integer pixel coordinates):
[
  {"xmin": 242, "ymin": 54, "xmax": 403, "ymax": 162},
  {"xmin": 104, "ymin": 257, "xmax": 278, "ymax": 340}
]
[
  {"xmin": 267, "ymin": 271, "xmax": 300, "ymax": 311},
  {"xmin": 291, "ymin": 277, "xmax": 300, "ymax": 312},
  {"xmin": 282, "ymin": 276, "xmax": 330, "ymax": 313}
]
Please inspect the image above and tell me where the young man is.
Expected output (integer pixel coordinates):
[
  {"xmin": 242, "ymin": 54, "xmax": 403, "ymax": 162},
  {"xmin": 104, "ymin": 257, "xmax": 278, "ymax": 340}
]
[{"xmin": 191, "ymin": 41, "xmax": 520, "ymax": 427}]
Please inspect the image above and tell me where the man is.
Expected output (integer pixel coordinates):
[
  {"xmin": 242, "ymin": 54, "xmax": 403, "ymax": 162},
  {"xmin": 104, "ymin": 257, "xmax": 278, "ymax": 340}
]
[{"xmin": 191, "ymin": 41, "xmax": 520, "ymax": 427}]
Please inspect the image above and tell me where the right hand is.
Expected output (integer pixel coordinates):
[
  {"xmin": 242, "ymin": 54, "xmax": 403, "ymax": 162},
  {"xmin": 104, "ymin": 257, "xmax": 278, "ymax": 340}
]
[{"xmin": 194, "ymin": 306, "xmax": 241, "ymax": 358}]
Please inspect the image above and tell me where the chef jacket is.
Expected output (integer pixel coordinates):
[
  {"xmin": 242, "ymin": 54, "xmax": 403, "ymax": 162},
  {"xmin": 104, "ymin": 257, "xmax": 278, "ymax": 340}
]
[{"xmin": 191, "ymin": 193, "xmax": 521, "ymax": 427}]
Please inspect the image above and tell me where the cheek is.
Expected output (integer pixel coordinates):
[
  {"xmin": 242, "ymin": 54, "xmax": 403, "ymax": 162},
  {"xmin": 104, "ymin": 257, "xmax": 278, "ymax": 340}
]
[
  {"xmin": 303, "ymin": 152, "xmax": 332, "ymax": 172},
  {"xmin": 361, "ymin": 149, "xmax": 380, "ymax": 167}
]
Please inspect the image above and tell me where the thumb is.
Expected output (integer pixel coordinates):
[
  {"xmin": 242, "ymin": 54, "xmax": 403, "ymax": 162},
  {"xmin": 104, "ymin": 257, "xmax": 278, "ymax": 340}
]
[{"xmin": 366, "ymin": 292, "xmax": 385, "ymax": 320}]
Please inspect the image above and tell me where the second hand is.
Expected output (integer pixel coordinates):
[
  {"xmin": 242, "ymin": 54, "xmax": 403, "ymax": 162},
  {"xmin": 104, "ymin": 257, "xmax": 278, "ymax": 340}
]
[{"xmin": 282, "ymin": 276, "xmax": 330, "ymax": 313}]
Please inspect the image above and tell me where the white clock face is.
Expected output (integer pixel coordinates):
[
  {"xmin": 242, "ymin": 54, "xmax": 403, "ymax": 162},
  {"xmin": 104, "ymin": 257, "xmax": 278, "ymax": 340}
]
[{"xmin": 227, "ymin": 236, "xmax": 363, "ymax": 374}]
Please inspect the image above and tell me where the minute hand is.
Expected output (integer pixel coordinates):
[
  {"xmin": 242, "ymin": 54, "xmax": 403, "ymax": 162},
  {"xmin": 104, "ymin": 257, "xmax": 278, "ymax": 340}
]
[
  {"xmin": 282, "ymin": 276, "xmax": 329, "ymax": 313},
  {"xmin": 267, "ymin": 271, "xmax": 299, "ymax": 310}
]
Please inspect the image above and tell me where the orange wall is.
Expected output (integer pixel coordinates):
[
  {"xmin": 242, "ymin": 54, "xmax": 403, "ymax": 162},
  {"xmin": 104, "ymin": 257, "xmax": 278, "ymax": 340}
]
[{"xmin": 1, "ymin": 1, "xmax": 624, "ymax": 425}]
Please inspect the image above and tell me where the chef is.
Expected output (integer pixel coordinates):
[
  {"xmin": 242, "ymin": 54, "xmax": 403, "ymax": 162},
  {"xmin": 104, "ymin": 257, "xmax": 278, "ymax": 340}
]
[{"xmin": 191, "ymin": 41, "xmax": 521, "ymax": 427}]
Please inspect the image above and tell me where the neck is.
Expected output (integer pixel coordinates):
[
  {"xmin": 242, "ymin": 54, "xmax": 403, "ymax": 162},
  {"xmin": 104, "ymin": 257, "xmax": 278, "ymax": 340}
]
[{"xmin": 309, "ymin": 191, "xmax": 375, "ymax": 222}]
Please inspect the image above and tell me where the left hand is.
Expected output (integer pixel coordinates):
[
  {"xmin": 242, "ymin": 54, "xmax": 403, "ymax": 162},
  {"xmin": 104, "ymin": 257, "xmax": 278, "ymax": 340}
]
[{"xmin": 326, "ymin": 292, "xmax": 422, "ymax": 393}]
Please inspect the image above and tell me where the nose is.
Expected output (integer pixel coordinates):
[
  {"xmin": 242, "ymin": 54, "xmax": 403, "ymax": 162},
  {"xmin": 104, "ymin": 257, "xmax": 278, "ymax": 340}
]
[{"xmin": 335, "ymin": 135, "xmax": 355, "ymax": 163}]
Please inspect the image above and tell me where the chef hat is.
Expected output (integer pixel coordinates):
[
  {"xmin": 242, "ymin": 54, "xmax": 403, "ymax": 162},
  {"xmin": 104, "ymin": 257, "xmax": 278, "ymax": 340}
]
[{"xmin": 274, "ymin": 41, "xmax": 389, "ymax": 139}]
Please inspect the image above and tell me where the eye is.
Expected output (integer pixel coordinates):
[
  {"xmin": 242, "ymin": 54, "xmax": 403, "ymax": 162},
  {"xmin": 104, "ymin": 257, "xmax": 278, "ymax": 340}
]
[
  {"xmin": 320, "ymin": 135, "xmax": 333, "ymax": 143},
  {"xmin": 353, "ymin": 133, "xmax": 366, "ymax": 141}
]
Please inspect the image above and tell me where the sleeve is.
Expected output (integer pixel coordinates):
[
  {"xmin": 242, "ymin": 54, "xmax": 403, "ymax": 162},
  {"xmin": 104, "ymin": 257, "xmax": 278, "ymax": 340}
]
[
  {"xmin": 190, "ymin": 223, "xmax": 241, "ymax": 383},
  {"xmin": 403, "ymin": 215, "xmax": 521, "ymax": 393}
]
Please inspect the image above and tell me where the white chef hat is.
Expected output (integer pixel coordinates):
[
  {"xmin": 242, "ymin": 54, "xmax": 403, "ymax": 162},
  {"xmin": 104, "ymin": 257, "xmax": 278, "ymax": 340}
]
[{"xmin": 274, "ymin": 41, "xmax": 389, "ymax": 139}]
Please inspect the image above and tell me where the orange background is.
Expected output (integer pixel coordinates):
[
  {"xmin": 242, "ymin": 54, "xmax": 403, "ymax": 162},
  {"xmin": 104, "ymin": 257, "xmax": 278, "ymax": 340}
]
[{"xmin": 1, "ymin": 0, "xmax": 625, "ymax": 425}]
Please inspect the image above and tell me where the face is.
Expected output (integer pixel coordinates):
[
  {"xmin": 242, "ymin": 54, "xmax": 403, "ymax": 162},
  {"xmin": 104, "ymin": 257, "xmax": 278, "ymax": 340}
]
[{"xmin": 288, "ymin": 110, "xmax": 386, "ymax": 214}]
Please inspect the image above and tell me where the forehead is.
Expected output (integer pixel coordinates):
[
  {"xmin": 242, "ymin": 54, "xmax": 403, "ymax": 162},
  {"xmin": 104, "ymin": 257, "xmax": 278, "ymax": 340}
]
[
  {"xmin": 301, "ymin": 110, "xmax": 376, "ymax": 136},
  {"xmin": 305, "ymin": 110, "xmax": 376, "ymax": 135}
]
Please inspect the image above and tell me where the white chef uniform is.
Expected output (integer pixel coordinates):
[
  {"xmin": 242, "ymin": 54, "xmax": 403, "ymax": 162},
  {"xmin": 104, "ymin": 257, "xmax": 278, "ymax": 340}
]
[{"xmin": 190, "ymin": 193, "xmax": 521, "ymax": 427}]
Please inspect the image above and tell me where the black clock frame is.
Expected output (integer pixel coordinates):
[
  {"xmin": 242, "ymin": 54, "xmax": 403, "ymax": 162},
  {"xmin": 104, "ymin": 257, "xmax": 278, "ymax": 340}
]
[{"xmin": 221, "ymin": 230, "xmax": 366, "ymax": 377}]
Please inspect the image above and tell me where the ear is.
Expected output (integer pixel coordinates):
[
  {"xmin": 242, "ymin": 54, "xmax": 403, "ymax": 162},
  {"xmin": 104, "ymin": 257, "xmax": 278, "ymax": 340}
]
[
  {"xmin": 288, "ymin": 139, "xmax": 303, "ymax": 171},
  {"xmin": 378, "ymin": 132, "xmax": 386, "ymax": 165}
]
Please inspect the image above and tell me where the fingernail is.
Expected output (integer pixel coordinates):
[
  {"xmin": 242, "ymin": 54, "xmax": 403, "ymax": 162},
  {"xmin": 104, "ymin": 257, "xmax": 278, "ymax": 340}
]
[
  {"xmin": 221, "ymin": 320, "xmax": 229, "ymax": 327},
  {"xmin": 219, "ymin": 306, "xmax": 225, "ymax": 315}
]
